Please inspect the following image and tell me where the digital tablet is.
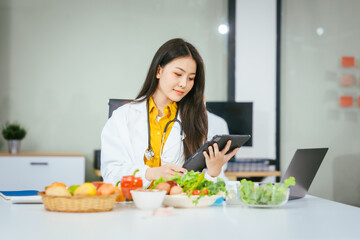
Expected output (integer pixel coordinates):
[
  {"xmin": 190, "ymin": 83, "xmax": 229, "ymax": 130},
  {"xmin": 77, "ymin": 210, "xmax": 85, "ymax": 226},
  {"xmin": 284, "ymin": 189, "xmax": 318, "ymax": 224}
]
[{"xmin": 183, "ymin": 134, "xmax": 251, "ymax": 172}]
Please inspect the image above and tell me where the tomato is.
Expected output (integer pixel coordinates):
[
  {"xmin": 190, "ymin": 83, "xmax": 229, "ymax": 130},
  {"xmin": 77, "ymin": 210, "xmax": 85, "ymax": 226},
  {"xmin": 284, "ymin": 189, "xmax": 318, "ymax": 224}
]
[
  {"xmin": 200, "ymin": 188, "xmax": 209, "ymax": 195},
  {"xmin": 192, "ymin": 189, "xmax": 200, "ymax": 195}
]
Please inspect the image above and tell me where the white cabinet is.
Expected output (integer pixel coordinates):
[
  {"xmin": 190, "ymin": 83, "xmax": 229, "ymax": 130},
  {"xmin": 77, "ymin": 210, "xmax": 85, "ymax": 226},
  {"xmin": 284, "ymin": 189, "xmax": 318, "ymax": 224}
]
[{"xmin": 0, "ymin": 153, "xmax": 85, "ymax": 191}]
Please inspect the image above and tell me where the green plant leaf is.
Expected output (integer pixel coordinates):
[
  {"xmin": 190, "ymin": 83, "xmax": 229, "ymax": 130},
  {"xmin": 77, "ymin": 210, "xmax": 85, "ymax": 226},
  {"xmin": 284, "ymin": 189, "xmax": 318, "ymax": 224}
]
[{"xmin": 2, "ymin": 122, "xmax": 27, "ymax": 140}]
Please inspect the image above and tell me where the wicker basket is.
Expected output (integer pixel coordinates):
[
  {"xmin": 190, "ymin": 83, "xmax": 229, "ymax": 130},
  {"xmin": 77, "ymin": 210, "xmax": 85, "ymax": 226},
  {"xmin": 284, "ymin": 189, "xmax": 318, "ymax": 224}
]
[{"xmin": 39, "ymin": 192, "xmax": 118, "ymax": 213}]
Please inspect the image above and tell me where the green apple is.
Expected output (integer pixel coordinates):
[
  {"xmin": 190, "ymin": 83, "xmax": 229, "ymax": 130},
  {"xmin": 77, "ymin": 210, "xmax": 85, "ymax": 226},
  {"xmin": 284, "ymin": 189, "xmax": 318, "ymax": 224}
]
[{"xmin": 68, "ymin": 185, "xmax": 80, "ymax": 196}]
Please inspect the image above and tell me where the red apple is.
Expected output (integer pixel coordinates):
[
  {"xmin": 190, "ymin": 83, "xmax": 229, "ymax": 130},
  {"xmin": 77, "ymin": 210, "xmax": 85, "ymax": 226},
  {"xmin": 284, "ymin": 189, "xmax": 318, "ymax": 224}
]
[{"xmin": 91, "ymin": 181, "xmax": 104, "ymax": 190}]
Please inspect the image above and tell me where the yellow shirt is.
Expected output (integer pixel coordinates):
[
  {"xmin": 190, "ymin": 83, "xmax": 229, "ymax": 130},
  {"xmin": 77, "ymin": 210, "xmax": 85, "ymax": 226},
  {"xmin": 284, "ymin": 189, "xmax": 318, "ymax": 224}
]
[{"xmin": 144, "ymin": 97, "xmax": 177, "ymax": 168}]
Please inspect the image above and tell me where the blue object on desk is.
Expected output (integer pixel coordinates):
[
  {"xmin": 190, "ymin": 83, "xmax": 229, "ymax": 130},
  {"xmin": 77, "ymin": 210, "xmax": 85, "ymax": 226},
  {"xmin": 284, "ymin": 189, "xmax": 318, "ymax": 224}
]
[
  {"xmin": 0, "ymin": 190, "xmax": 42, "ymax": 203},
  {"xmin": 0, "ymin": 190, "xmax": 39, "ymax": 197},
  {"xmin": 211, "ymin": 196, "xmax": 224, "ymax": 206}
]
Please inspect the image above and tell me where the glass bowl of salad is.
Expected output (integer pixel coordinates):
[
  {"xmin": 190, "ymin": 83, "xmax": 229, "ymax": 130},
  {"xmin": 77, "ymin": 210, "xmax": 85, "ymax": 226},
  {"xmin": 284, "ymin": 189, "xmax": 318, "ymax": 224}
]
[{"xmin": 238, "ymin": 177, "xmax": 295, "ymax": 208}]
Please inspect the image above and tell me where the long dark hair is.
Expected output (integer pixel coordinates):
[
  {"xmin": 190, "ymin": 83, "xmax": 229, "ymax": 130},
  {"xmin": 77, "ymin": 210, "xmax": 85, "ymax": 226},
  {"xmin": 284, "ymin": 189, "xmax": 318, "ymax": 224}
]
[{"xmin": 135, "ymin": 38, "xmax": 208, "ymax": 161}]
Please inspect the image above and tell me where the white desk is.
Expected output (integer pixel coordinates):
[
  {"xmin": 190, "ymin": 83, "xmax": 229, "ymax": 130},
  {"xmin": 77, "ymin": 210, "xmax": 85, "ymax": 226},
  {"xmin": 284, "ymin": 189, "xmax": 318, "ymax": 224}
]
[{"xmin": 0, "ymin": 196, "xmax": 359, "ymax": 240}]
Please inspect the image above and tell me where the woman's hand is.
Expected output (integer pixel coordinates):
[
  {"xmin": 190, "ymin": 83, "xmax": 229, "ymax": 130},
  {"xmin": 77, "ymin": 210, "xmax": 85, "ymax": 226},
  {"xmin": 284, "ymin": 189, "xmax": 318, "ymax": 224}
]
[
  {"xmin": 203, "ymin": 140, "xmax": 239, "ymax": 177},
  {"xmin": 145, "ymin": 164, "xmax": 187, "ymax": 181}
]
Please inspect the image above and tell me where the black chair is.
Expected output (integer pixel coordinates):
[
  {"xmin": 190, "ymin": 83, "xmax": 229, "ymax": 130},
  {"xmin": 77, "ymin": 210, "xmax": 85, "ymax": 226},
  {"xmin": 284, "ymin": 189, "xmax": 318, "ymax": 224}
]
[
  {"xmin": 94, "ymin": 99, "xmax": 131, "ymax": 177},
  {"xmin": 108, "ymin": 99, "xmax": 131, "ymax": 118}
]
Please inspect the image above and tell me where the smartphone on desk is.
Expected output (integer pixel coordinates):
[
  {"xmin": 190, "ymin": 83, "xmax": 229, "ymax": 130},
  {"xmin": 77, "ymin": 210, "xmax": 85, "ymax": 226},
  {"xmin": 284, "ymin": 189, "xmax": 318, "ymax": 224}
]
[{"xmin": 182, "ymin": 134, "xmax": 251, "ymax": 172}]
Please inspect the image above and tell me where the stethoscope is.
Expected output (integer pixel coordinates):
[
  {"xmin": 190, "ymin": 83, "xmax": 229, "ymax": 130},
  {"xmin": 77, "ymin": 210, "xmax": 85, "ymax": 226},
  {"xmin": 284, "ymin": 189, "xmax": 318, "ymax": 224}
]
[{"xmin": 144, "ymin": 100, "xmax": 183, "ymax": 161}]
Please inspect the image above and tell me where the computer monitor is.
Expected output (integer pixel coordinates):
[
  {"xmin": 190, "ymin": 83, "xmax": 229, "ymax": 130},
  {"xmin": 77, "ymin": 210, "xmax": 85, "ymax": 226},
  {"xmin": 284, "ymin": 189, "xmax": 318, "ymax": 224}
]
[{"xmin": 206, "ymin": 102, "xmax": 253, "ymax": 146}]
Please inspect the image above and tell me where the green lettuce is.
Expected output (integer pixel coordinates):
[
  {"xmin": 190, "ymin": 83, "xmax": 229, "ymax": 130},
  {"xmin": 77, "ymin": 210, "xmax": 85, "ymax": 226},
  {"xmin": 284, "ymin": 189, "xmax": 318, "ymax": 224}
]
[{"xmin": 239, "ymin": 177, "xmax": 296, "ymax": 205}]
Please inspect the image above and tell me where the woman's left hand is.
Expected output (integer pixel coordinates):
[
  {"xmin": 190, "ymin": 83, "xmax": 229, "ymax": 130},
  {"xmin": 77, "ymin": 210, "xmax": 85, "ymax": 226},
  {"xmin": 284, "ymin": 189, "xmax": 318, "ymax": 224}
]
[{"xmin": 203, "ymin": 140, "xmax": 239, "ymax": 177}]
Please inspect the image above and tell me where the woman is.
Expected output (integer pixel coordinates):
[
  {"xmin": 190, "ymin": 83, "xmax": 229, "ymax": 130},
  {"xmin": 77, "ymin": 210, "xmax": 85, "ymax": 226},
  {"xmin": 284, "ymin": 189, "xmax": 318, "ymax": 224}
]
[{"xmin": 101, "ymin": 38, "xmax": 238, "ymax": 188}]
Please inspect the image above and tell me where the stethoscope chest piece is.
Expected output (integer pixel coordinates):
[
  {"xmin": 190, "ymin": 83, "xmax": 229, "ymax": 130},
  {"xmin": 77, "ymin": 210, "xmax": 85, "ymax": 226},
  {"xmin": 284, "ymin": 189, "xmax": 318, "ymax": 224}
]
[{"xmin": 145, "ymin": 148, "xmax": 155, "ymax": 160}]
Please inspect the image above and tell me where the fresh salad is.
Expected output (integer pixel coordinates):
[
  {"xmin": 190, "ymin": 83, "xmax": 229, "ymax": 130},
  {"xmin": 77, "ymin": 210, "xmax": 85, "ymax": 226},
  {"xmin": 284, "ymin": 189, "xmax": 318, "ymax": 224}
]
[
  {"xmin": 239, "ymin": 177, "xmax": 296, "ymax": 205},
  {"xmin": 152, "ymin": 170, "xmax": 227, "ymax": 205}
]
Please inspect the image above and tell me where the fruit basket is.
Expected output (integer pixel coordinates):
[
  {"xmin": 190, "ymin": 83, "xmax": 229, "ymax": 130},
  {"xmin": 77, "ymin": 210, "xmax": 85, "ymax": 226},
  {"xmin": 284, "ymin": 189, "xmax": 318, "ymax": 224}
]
[{"xmin": 39, "ymin": 192, "xmax": 118, "ymax": 213}]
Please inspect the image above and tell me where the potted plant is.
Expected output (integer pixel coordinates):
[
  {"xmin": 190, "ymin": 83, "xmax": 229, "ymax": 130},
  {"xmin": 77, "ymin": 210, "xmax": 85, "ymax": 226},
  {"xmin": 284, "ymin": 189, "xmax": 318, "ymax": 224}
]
[{"xmin": 2, "ymin": 122, "xmax": 27, "ymax": 154}]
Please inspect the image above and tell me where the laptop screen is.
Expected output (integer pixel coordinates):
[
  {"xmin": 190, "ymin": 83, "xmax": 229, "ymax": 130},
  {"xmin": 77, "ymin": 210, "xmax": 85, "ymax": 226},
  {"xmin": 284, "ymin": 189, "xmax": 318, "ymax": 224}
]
[{"xmin": 281, "ymin": 148, "xmax": 328, "ymax": 200}]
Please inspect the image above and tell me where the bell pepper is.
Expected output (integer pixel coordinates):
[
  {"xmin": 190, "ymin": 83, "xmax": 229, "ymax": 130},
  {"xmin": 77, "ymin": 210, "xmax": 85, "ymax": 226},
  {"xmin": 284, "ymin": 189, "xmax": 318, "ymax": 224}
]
[{"xmin": 118, "ymin": 169, "xmax": 143, "ymax": 201}]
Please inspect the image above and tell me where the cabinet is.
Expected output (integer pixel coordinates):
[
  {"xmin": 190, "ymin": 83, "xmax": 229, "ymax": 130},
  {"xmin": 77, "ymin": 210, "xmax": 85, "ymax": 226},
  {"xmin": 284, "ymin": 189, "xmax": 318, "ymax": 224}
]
[{"xmin": 0, "ymin": 153, "xmax": 85, "ymax": 191}]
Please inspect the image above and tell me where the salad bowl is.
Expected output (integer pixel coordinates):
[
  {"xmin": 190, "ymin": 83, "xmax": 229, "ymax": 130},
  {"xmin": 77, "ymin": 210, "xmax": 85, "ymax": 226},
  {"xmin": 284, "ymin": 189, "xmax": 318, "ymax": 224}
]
[
  {"xmin": 238, "ymin": 177, "xmax": 295, "ymax": 208},
  {"xmin": 239, "ymin": 188, "xmax": 290, "ymax": 208},
  {"xmin": 153, "ymin": 170, "xmax": 228, "ymax": 208}
]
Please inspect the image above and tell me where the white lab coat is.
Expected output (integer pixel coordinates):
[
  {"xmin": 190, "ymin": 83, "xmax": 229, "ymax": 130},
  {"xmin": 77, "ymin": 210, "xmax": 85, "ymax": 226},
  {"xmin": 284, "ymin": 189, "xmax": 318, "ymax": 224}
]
[{"xmin": 101, "ymin": 100, "xmax": 229, "ymax": 188}]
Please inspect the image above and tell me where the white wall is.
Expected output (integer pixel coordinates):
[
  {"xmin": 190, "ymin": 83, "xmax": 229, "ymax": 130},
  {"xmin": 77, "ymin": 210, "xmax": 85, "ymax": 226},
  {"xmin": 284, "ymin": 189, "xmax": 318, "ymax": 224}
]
[
  {"xmin": 281, "ymin": 0, "xmax": 360, "ymax": 206},
  {"xmin": 235, "ymin": 0, "xmax": 360, "ymax": 207},
  {"xmin": 0, "ymin": 0, "xmax": 228, "ymax": 181},
  {"xmin": 235, "ymin": 0, "xmax": 277, "ymax": 159}
]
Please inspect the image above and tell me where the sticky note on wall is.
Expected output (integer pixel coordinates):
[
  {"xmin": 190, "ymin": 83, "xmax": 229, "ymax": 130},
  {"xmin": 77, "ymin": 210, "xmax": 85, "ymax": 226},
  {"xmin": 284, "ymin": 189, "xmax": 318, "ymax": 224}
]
[
  {"xmin": 341, "ymin": 56, "xmax": 355, "ymax": 67},
  {"xmin": 358, "ymin": 97, "xmax": 360, "ymax": 107},
  {"xmin": 340, "ymin": 96, "xmax": 353, "ymax": 107},
  {"xmin": 340, "ymin": 75, "xmax": 355, "ymax": 86}
]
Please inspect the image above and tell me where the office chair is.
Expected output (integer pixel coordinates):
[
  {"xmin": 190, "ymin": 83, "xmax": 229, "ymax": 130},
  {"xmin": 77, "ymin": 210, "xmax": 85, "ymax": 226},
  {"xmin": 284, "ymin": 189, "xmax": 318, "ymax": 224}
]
[
  {"xmin": 94, "ymin": 99, "xmax": 132, "ymax": 178},
  {"xmin": 108, "ymin": 99, "xmax": 131, "ymax": 118}
]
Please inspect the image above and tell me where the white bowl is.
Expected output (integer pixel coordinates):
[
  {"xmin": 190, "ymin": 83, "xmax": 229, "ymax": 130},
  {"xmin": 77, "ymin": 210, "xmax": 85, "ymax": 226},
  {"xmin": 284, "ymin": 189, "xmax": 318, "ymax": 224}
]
[
  {"xmin": 163, "ymin": 194, "xmax": 222, "ymax": 208},
  {"xmin": 130, "ymin": 190, "xmax": 166, "ymax": 210}
]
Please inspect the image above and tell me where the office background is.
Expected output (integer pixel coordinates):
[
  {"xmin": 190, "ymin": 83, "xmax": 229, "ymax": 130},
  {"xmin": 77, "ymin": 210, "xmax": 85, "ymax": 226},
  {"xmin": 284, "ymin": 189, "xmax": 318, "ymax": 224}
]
[{"xmin": 0, "ymin": 0, "xmax": 359, "ymax": 207}]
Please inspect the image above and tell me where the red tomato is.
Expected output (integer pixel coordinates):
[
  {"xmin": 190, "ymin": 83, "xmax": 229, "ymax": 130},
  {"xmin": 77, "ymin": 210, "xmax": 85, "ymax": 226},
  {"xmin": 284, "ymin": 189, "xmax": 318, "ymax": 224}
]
[
  {"xmin": 200, "ymin": 188, "xmax": 209, "ymax": 195},
  {"xmin": 192, "ymin": 189, "xmax": 200, "ymax": 195}
]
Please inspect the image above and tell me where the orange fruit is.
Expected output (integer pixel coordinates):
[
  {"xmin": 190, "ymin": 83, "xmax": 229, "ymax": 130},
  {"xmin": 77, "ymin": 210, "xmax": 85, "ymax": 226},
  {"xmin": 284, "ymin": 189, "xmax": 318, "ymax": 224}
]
[
  {"xmin": 47, "ymin": 182, "xmax": 67, "ymax": 189},
  {"xmin": 115, "ymin": 187, "xmax": 125, "ymax": 202}
]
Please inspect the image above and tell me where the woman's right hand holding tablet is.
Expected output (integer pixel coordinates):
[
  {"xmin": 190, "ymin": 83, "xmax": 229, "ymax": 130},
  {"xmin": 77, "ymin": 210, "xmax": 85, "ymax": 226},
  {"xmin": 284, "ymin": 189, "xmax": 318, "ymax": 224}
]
[
  {"xmin": 145, "ymin": 164, "xmax": 187, "ymax": 181},
  {"xmin": 203, "ymin": 140, "xmax": 239, "ymax": 177}
]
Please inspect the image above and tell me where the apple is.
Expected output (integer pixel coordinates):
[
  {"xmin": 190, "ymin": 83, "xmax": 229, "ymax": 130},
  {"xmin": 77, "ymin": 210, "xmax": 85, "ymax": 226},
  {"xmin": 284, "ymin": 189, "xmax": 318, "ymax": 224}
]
[
  {"xmin": 68, "ymin": 185, "xmax": 80, "ymax": 196},
  {"xmin": 91, "ymin": 181, "xmax": 104, "ymax": 190}
]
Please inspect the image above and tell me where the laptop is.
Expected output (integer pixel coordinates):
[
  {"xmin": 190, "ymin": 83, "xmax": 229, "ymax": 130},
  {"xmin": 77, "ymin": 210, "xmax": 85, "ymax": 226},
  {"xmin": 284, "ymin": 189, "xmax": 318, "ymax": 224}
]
[{"xmin": 281, "ymin": 148, "xmax": 328, "ymax": 200}]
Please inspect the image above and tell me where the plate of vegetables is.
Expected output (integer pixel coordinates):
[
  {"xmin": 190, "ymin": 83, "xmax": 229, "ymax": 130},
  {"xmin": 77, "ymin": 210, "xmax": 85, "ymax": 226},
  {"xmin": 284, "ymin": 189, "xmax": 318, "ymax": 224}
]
[
  {"xmin": 152, "ymin": 170, "xmax": 227, "ymax": 208},
  {"xmin": 239, "ymin": 177, "xmax": 296, "ymax": 208}
]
